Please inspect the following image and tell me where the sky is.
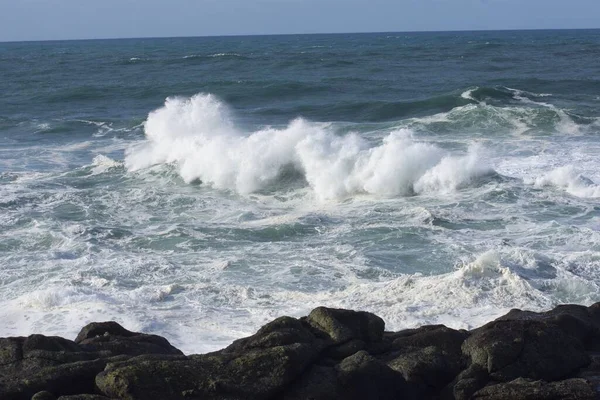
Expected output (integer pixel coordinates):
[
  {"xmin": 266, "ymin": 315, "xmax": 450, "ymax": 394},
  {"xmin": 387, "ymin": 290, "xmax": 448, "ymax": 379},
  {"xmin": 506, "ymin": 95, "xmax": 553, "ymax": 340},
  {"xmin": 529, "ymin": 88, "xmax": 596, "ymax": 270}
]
[{"xmin": 1, "ymin": 0, "xmax": 599, "ymax": 42}]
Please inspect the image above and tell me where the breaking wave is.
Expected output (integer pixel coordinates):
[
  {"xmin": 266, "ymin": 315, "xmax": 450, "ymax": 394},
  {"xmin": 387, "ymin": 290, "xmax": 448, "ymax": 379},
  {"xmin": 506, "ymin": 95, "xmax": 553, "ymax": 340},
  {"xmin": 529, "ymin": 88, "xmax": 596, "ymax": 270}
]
[{"xmin": 125, "ymin": 94, "xmax": 494, "ymax": 200}]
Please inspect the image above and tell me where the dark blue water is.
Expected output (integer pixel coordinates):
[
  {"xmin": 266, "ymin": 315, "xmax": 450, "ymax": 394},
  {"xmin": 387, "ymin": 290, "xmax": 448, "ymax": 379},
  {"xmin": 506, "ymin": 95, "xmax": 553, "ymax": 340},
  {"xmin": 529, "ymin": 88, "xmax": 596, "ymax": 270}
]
[{"xmin": 1, "ymin": 30, "xmax": 600, "ymax": 353}]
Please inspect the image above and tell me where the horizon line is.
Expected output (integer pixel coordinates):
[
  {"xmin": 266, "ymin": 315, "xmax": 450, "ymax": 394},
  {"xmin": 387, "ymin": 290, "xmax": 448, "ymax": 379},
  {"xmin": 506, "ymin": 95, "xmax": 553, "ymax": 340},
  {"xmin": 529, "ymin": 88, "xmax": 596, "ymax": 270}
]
[{"xmin": 1, "ymin": 27, "xmax": 600, "ymax": 44}]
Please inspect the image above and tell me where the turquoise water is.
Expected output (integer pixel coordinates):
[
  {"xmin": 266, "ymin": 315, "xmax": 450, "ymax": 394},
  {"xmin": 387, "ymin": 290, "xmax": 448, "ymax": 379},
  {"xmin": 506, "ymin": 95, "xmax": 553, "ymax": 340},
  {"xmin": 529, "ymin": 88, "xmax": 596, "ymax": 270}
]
[{"xmin": 1, "ymin": 30, "xmax": 600, "ymax": 353}]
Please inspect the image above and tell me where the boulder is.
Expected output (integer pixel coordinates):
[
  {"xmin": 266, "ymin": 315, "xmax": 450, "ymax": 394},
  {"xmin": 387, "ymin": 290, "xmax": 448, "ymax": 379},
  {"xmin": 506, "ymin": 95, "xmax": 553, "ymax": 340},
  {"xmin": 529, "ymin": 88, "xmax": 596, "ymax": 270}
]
[
  {"xmin": 498, "ymin": 304, "xmax": 600, "ymax": 350},
  {"xmin": 448, "ymin": 364, "xmax": 490, "ymax": 400},
  {"xmin": 76, "ymin": 321, "xmax": 183, "ymax": 357},
  {"xmin": 386, "ymin": 345, "xmax": 460, "ymax": 392},
  {"xmin": 1, "ymin": 356, "xmax": 128, "ymax": 400},
  {"xmin": 305, "ymin": 307, "xmax": 385, "ymax": 344},
  {"xmin": 462, "ymin": 319, "xmax": 589, "ymax": 381},
  {"xmin": 223, "ymin": 316, "xmax": 318, "ymax": 353},
  {"xmin": 335, "ymin": 351, "xmax": 414, "ymax": 400},
  {"xmin": 96, "ymin": 344, "xmax": 319, "ymax": 399}
]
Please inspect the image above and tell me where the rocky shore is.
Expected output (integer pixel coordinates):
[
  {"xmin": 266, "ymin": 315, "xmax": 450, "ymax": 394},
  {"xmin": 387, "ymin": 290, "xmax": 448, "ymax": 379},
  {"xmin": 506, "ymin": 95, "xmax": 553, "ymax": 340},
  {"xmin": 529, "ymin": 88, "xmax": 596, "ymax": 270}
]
[{"xmin": 2, "ymin": 303, "xmax": 600, "ymax": 400}]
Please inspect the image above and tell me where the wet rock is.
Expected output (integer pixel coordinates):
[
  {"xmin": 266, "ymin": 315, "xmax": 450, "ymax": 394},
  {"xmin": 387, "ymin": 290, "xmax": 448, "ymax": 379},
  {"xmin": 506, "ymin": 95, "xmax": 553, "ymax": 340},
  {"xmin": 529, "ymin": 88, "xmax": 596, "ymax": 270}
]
[
  {"xmin": 324, "ymin": 339, "xmax": 366, "ymax": 360},
  {"xmin": 96, "ymin": 343, "xmax": 319, "ymax": 399},
  {"xmin": 224, "ymin": 316, "xmax": 317, "ymax": 353},
  {"xmin": 498, "ymin": 304, "xmax": 600, "ymax": 350},
  {"xmin": 471, "ymin": 377, "xmax": 596, "ymax": 399},
  {"xmin": 306, "ymin": 307, "xmax": 385, "ymax": 344},
  {"xmin": 463, "ymin": 319, "xmax": 589, "ymax": 381},
  {"xmin": 387, "ymin": 325, "xmax": 469, "ymax": 354},
  {"xmin": 386, "ymin": 345, "xmax": 459, "ymax": 393},
  {"xmin": 335, "ymin": 351, "xmax": 414, "ymax": 400},
  {"xmin": 448, "ymin": 364, "xmax": 490, "ymax": 400},
  {"xmin": 575, "ymin": 352, "xmax": 600, "ymax": 394},
  {"xmin": 75, "ymin": 321, "xmax": 136, "ymax": 343},
  {"xmin": 282, "ymin": 365, "xmax": 341, "ymax": 400},
  {"xmin": 76, "ymin": 321, "xmax": 183, "ymax": 357},
  {"xmin": 1, "ymin": 356, "xmax": 128, "ymax": 400},
  {"xmin": 1, "ymin": 303, "xmax": 600, "ymax": 400}
]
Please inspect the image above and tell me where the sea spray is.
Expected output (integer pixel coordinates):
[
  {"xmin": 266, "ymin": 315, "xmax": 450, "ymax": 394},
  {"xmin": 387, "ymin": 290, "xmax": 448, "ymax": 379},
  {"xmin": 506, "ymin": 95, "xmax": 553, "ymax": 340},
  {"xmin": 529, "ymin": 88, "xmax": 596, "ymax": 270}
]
[{"xmin": 126, "ymin": 94, "xmax": 494, "ymax": 200}]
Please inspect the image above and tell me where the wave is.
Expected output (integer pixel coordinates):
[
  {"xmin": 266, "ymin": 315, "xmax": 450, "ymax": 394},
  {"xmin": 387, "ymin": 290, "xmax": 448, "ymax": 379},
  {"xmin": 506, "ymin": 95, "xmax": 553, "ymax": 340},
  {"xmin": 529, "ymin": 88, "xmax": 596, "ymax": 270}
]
[
  {"xmin": 125, "ymin": 93, "xmax": 493, "ymax": 200},
  {"xmin": 248, "ymin": 85, "xmax": 594, "ymax": 135},
  {"xmin": 401, "ymin": 86, "xmax": 595, "ymax": 136},
  {"xmin": 531, "ymin": 166, "xmax": 600, "ymax": 198}
]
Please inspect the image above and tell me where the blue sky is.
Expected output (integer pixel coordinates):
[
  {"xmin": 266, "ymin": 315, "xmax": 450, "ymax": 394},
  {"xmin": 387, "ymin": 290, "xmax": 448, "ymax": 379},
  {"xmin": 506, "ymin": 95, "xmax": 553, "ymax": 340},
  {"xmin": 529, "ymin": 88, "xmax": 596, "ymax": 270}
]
[{"xmin": 1, "ymin": 0, "xmax": 599, "ymax": 42}]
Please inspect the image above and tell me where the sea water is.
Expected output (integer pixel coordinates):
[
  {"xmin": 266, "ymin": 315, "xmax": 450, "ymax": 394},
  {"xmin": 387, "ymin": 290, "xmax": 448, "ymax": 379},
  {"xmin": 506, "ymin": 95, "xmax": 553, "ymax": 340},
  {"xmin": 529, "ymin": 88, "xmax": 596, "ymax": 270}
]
[{"xmin": 1, "ymin": 30, "xmax": 600, "ymax": 353}]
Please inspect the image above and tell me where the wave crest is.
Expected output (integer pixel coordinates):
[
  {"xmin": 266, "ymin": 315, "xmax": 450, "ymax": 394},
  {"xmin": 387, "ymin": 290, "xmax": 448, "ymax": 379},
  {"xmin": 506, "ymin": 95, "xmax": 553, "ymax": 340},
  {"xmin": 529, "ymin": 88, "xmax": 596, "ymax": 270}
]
[{"xmin": 125, "ymin": 93, "xmax": 494, "ymax": 200}]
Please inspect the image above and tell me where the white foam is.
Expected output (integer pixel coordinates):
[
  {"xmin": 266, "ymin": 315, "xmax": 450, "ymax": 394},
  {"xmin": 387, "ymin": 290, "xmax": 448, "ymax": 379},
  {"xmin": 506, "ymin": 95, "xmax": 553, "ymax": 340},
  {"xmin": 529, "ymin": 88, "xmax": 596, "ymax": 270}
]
[
  {"xmin": 460, "ymin": 88, "xmax": 478, "ymax": 102},
  {"xmin": 126, "ymin": 94, "xmax": 493, "ymax": 201},
  {"xmin": 532, "ymin": 165, "xmax": 600, "ymax": 198},
  {"xmin": 90, "ymin": 154, "xmax": 122, "ymax": 175}
]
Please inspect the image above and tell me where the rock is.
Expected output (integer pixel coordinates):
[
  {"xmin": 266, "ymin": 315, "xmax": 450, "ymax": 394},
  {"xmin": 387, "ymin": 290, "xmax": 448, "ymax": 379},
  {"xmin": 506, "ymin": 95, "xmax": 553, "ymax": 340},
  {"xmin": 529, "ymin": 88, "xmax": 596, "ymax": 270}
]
[
  {"xmin": 335, "ymin": 351, "xmax": 414, "ymax": 400},
  {"xmin": 1, "ymin": 356, "xmax": 128, "ymax": 400},
  {"xmin": 324, "ymin": 339, "xmax": 366, "ymax": 360},
  {"xmin": 389, "ymin": 325, "xmax": 469, "ymax": 356},
  {"xmin": 471, "ymin": 377, "xmax": 596, "ymax": 399},
  {"xmin": 224, "ymin": 316, "xmax": 318, "ymax": 353},
  {"xmin": 96, "ymin": 343, "xmax": 319, "ymax": 399},
  {"xmin": 1, "ymin": 303, "xmax": 599, "ymax": 400},
  {"xmin": 31, "ymin": 391, "xmax": 57, "ymax": 400},
  {"xmin": 448, "ymin": 364, "xmax": 490, "ymax": 400},
  {"xmin": 386, "ymin": 346, "xmax": 459, "ymax": 393},
  {"xmin": 282, "ymin": 365, "xmax": 341, "ymax": 400},
  {"xmin": 306, "ymin": 307, "xmax": 385, "ymax": 344},
  {"xmin": 462, "ymin": 319, "xmax": 590, "ymax": 381},
  {"xmin": 498, "ymin": 304, "xmax": 600, "ymax": 350},
  {"xmin": 575, "ymin": 352, "xmax": 600, "ymax": 394},
  {"xmin": 75, "ymin": 321, "xmax": 136, "ymax": 343},
  {"xmin": 284, "ymin": 350, "xmax": 416, "ymax": 400},
  {"xmin": 76, "ymin": 321, "xmax": 183, "ymax": 357}
]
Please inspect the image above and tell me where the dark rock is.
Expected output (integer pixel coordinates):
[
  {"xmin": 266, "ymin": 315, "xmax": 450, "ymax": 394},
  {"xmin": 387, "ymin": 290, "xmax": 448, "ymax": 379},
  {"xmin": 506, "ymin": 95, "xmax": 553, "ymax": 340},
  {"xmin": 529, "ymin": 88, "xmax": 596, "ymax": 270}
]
[
  {"xmin": 386, "ymin": 345, "xmax": 460, "ymax": 393},
  {"xmin": 463, "ymin": 319, "xmax": 590, "ymax": 381},
  {"xmin": 0, "ymin": 337, "xmax": 25, "ymax": 376},
  {"xmin": 224, "ymin": 316, "xmax": 317, "ymax": 353},
  {"xmin": 335, "ymin": 351, "xmax": 414, "ymax": 400},
  {"xmin": 76, "ymin": 321, "xmax": 183, "ymax": 357},
  {"xmin": 471, "ymin": 377, "xmax": 596, "ymax": 399},
  {"xmin": 0, "ymin": 336, "xmax": 107, "ymax": 381},
  {"xmin": 575, "ymin": 352, "xmax": 600, "ymax": 394},
  {"xmin": 324, "ymin": 339, "xmax": 365, "ymax": 360},
  {"xmin": 282, "ymin": 365, "xmax": 341, "ymax": 400},
  {"xmin": 31, "ymin": 391, "xmax": 57, "ymax": 400},
  {"xmin": 75, "ymin": 321, "xmax": 136, "ymax": 343},
  {"xmin": 498, "ymin": 304, "xmax": 600, "ymax": 350},
  {"xmin": 447, "ymin": 364, "xmax": 490, "ymax": 400},
  {"xmin": 96, "ymin": 344, "xmax": 319, "ymax": 399},
  {"xmin": 389, "ymin": 325, "xmax": 469, "ymax": 356},
  {"xmin": 306, "ymin": 307, "xmax": 385, "ymax": 344},
  {"xmin": 1, "ymin": 356, "xmax": 128, "ymax": 400},
  {"xmin": 1, "ymin": 304, "xmax": 599, "ymax": 400},
  {"xmin": 24, "ymin": 335, "xmax": 82, "ymax": 354},
  {"xmin": 284, "ymin": 350, "xmax": 416, "ymax": 400}
]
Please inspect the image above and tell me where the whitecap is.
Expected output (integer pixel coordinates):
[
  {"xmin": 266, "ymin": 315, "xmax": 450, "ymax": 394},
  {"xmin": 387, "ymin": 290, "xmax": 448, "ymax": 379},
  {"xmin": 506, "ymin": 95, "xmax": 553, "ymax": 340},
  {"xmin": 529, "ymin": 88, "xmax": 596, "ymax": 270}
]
[{"xmin": 125, "ymin": 93, "xmax": 493, "ymax": 201}]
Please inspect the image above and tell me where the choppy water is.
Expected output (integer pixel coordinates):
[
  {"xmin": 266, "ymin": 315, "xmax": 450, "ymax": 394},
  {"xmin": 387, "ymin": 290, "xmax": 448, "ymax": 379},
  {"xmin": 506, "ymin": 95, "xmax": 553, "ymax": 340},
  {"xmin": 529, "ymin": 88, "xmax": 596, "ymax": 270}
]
[{"xmin": 1, "ymin": 30, "xmax": 600, "ymax": 353}]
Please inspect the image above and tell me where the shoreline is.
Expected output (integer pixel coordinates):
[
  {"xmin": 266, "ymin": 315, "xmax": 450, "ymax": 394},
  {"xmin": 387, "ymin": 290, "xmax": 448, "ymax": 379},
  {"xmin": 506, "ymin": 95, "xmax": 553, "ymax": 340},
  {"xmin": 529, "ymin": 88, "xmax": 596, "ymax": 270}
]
[{"xmin": 2, "ymin": 302, "xmax": 600, "ymax": 399}]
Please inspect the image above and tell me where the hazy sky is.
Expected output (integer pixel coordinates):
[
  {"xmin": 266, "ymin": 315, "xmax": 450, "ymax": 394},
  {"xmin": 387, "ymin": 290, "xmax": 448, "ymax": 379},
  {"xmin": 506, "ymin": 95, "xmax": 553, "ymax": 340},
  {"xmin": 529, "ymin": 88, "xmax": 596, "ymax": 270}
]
[{"xmin": 1, "ymin": 0, "xmax": 599, "ymax": 42}]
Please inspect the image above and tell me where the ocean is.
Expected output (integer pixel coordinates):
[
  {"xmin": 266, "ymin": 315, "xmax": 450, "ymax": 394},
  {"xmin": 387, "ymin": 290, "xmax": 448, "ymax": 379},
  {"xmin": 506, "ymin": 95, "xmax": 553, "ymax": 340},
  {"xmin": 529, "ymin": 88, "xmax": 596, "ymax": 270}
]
[{"xmin": 1, "ymin": 30, "xmax": 600, "ymax": 354}]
